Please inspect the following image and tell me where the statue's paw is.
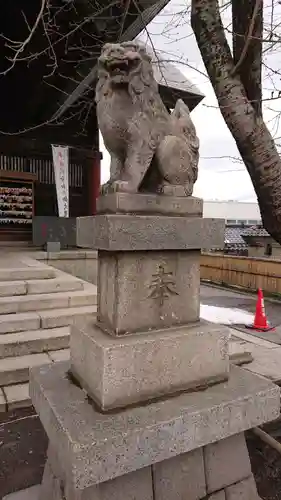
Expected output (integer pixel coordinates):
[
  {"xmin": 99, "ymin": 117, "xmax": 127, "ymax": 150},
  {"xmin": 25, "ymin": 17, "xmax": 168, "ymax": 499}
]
[
  {"xmin": 101, "ymin": 182, "xmax": 111, "ymax": 196},
  {"xmin": 101, "ymin": 180, "xmax": 137, "ymax": 195},
  {"xmin": 158, "ymin": 183, "xmax": 193, "ymax": 197},
  {"xmin": 110, "ymin": 180, "xmax": 136, "ymax": 193}
]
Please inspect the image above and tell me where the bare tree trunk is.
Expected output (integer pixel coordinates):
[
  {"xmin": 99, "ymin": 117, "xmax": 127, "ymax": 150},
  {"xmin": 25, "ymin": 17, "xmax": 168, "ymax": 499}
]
[
  {"xmin": 191, "ymin": 0, "xmax": 281, "ymax": 244},
  {"xmin": 232, "ymin": 0, "xmax": 263, "ymax": 116}
]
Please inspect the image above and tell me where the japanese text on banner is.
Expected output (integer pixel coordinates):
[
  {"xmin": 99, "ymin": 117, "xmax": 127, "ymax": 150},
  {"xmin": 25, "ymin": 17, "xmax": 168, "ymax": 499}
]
[{"xmin": 52, "ymin": 145, "xmax": 69, "ymax": 217}]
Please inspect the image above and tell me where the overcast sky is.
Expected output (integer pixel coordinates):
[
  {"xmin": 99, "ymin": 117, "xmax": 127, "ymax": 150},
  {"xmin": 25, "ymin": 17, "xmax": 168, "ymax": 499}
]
[{"xmin": 100, "ymin": 0, "xmax": 281, "ymax": 202}]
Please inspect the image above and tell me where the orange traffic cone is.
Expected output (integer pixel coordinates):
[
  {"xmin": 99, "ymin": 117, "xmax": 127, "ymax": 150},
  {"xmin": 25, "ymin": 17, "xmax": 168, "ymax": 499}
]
[{"xmin": 247, "ymin": 288, "xmax": 274, "ymax": 332}]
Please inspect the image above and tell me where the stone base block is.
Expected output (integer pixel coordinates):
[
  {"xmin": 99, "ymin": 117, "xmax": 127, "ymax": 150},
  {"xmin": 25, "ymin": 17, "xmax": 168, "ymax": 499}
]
[
  {"xmin": 204, "ymin": 433, "xmax": 252, "ymax": 493},
  {"xmin": 3, "ymin": 475, "xmax": 262, "ymax": 500},
  {"xmin": 39, "ymin": 451, "xmax": 153, "ymax": 500},
  {"xmin": 205, "ymin": 477, "xmax": 262, "ymax": 500},
  {"xmin": 76, "ymin": 214, "xmax": 224, "ymax": 251},
  {"xmin": 46, "ymin": 241, "xmax": 61, "ymax": 253},
  {"xmin": 70, "ymin": 321, "xmax": 230, "ymax": 411},
  {"xmin": 152, "ymin": 434, "xmax": 257, "ymax": 500},
  {"xmin": 152, "ymin": 448, "xmax": 206, "ymax": 500},
  {"xmin": 97, "ymin": 250, "xmax": 200, "ymax": 335},
  {"xmin": 209, "ymin": 492, "xmax": 226, "ymax": 500},
  {"xmin": 39, "ymin": 451, "xmax": 64, "ymax": 500},
  {"xmin": 29, "ymin": 362, "xmax": 280, "ymax": 491},
  {"xmin": 96, "ymin": 192, "xmax": 203, "ymax": 217},
  {"xmin": 225, "ymin": 476, "xmax": 260, "ymax": 500},
  {"xmin": 2, "ymin": 474, "xmax": 262, "ymax": 500}
]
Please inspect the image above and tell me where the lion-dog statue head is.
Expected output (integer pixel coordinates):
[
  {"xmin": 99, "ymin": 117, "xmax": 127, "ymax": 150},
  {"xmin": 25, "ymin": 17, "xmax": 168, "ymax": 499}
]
[{"xmin": 96, "ymin": 41, "xmax": 158, "ymax": 102}]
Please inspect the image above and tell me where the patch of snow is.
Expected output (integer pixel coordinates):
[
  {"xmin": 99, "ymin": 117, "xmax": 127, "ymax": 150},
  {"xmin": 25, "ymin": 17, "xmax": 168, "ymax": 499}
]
[{"xmin": 200, "ymin": 304, "xmax": 254, "ymax": 325}]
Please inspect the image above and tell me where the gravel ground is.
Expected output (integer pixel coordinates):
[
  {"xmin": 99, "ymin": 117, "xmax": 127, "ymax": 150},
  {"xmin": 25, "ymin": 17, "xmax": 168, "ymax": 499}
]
[{"xmin": 0, "ymin": 408, "xmax": 47, "ymax": 498}]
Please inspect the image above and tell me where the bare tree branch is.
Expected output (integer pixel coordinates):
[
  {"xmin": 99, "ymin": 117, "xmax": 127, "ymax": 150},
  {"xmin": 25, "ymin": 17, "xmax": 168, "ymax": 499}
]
[
  {"xmin": 1, "ymin": 0, "xmax": 47, "ymax": 76},
  {"xmin": 231, "ymin": 0, "xmax": 262, "ymax": 76}
]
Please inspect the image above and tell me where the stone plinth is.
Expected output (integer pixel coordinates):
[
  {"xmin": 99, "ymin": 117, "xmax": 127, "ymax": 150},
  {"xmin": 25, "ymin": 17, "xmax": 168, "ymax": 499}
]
[
  {"xmin": 29, "ymin": 362, "xmax": 279, "ymax": 499},
  {"xmin": 96, "ymin": 192, "xmax": 203, "ymax": 217},
  {"xmin": 70, "ymin": 321, "xmax": 230, "ymax": 411},
  {"xmin": 76, "ymin": 195, "xmax": 224, "ymax": 335},
  {"xmin": 98, "ymin": 250, "xmax": 200, "ymax": 335},
  {"xmin": 76, "ymin": 214, "xmax": 224, "ymax": 251},
  {"xmin": 73, "ymin": 194, "xmax": 226, "ymax": 409}
]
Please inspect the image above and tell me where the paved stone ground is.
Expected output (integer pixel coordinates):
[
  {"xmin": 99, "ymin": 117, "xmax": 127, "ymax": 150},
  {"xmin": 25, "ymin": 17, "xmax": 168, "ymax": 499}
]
[
  {"xmin": 201, "ymin": 284, "xmax": 281, "ymax": 341},
  {"xmin": 201, "ymin": 284, "xmax": 281, "ymax": 326},
  {"xmin": 201, "ymin": 284, "xmax": 281, "ymax": 383}
]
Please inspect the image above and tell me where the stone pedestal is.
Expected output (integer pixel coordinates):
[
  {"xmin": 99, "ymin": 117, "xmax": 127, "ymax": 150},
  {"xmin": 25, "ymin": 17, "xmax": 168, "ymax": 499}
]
[
  {"xmin": 72, "ymin": 193, "xmax": 228, "ymax": 409},
  {"xmin": 97, "ymin": 249, "xmax": 201, "ymax": 334},
  {"xmin": 24, "ymin": 193, "xmax": 280, "ymax": 500},
  {"xmin": 27, "ymin": 362, "xmax": 279, "ymax": 500},
  {"xmin": 70, "ymin": 321, "xmax": 229, "ymax": 410}
]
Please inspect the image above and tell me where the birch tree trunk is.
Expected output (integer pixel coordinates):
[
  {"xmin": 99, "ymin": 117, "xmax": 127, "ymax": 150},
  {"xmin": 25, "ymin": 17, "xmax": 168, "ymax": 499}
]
[{"xmin": 191, "ymin": 0, "xmax": 281, "ymax": 244}]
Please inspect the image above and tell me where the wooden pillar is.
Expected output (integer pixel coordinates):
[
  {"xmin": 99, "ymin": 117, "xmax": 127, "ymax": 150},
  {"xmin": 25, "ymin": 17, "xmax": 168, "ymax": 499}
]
[{"xmin": 88, "ymin": 152, "xmax": 102, "ymax": 215}]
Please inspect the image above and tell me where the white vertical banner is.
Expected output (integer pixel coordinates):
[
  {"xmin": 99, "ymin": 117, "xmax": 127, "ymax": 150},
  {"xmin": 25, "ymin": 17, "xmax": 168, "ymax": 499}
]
[{"xmin": 52, "ymin": 144, "xmax": 69, "ymax": 217}]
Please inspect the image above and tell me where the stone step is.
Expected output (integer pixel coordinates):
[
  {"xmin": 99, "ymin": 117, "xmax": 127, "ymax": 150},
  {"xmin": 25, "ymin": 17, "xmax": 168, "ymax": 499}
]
[
  {"xmin": 0, "ymin": 327, "xmax": 70, "ymax": 358},
  {"xmin": 0, "ymin": 276, "xmax": 85, "ymax": 297},
  {"xmin": 0, "ymin": 288, "xmax": 97, "ymax": 314},
  {"xmin": 0, "ymin": 348, "xmax": 72, "ymax": 386},
  {"xmin": 0, "ymin": 305, "xmax": 97, "ymax": 334},
  {"xmin": 39, "ymin": 304, "xmax": 97, "ymax": 329},
  {"xmin": 0, "ymin": 281, "xmax": 27, "ymax": 297},
  {"xmin": 0, "ymin": 312, "xmax": 40, "ymax": 334},
  {"xmin": 2, "ymin": 383, "xmax": 32, "ymax": 411},
  {"xmin": 48, "ymin": 348, "xmax": 70, "ymax": 362},
  {"xmin": 0, "ymin": 351, "xmax": 70, "ymax": 409},
  {"xmin": 26, "ymin": 277, "xmax": 84, "ymax": 295},
  {"xmin": 0, "ymin": 352, "xmax": 51, "ymax": 386},
  {"xmin": 0, "ymin": 267, "xmax": 56, "ymax": 281}
]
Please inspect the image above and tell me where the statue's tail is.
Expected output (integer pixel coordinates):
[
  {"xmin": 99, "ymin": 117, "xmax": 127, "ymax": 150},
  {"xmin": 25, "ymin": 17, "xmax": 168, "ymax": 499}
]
[
  {"xmin": 171, "ymin": 99, "xmax": 199, "ymax": 182},
  {"xmin": 172, "ymin": 99, "xmax": 199, "ymax": 151}
]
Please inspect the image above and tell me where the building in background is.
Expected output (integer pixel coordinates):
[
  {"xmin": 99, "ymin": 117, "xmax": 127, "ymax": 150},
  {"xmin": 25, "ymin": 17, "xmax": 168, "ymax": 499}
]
[
  {"xmin": 203, "ymin": 200, "xmax": 261, "ymax": 226},
  {"xmin": 202, "ymin": 200, "xmax": 281, "ymax": 258},
  {"xmin": 224, "ymin": 227, "xmax": 248, "ymax": 255},
  {"xmin": 242, "ymin": 227, "xmax": 281, "ymax": 259}
]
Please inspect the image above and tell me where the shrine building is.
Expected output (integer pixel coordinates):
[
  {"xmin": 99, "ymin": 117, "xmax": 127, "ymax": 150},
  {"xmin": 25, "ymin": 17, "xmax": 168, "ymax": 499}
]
[{"xmin": 0, "ymin": 0, "xmax": 203, "ymax": 244}]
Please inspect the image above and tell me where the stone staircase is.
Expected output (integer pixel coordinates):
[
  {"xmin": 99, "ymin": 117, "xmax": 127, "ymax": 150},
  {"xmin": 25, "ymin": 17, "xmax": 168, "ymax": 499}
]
[{"xmin": 0, "ymin": 256, "xmax": 97, "ymax": 412}]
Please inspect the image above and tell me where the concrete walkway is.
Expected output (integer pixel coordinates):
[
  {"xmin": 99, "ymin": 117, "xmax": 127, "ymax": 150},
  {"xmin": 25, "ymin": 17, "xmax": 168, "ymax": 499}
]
[{"xmin": 201, "ymin": 284, "xmax": 281, "ymax": 384}]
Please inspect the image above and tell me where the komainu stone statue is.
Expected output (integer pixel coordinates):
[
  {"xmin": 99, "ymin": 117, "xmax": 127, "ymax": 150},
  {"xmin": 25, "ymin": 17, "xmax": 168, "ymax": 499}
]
[{"xmin": 96, "ymin": 41, "xmax": 199, "ymax": 196}]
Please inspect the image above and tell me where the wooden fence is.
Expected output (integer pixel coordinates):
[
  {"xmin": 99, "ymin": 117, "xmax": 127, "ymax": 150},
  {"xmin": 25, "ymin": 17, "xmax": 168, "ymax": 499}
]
[{"xmin": 201, "ymin": 253, "xmax": 281, "ymax": 295}]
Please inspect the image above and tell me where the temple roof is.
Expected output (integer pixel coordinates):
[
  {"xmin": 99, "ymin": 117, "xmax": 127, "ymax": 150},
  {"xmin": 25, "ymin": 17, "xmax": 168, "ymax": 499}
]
[
  {"xmin": 53, "ymin": 3, "xmax": 204, "ymax": 120},
  {"xmin": 147, "ymin": 46, "xmax": 204, "ymax": 109},
  {"xmin": 225, "ymin": 227, "xmax": 248, "ymax": 248},
  {"xmin": 0, "ymin": 0, "xmax": 172, "ymax": 136},
  {"xmin": 0, "ymin": 0, "xmax": 204, "ymax": 144},
  {"xmin": 242, "ymin": 226, "xmax": 270, "ymax": 237},
  {"xmin": 52, "ymin": 0, "xmax": 173, "ymax": 120}
]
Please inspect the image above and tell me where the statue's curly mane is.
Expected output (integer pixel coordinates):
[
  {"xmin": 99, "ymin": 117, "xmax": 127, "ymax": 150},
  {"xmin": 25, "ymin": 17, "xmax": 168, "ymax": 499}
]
[
  {"xmin": 95, "ymin": 68, "xmax": 111, "ymax": 102},
  {"xmin": 96, "ymin": 44, "xmax": 164, "ymax": 115}
]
